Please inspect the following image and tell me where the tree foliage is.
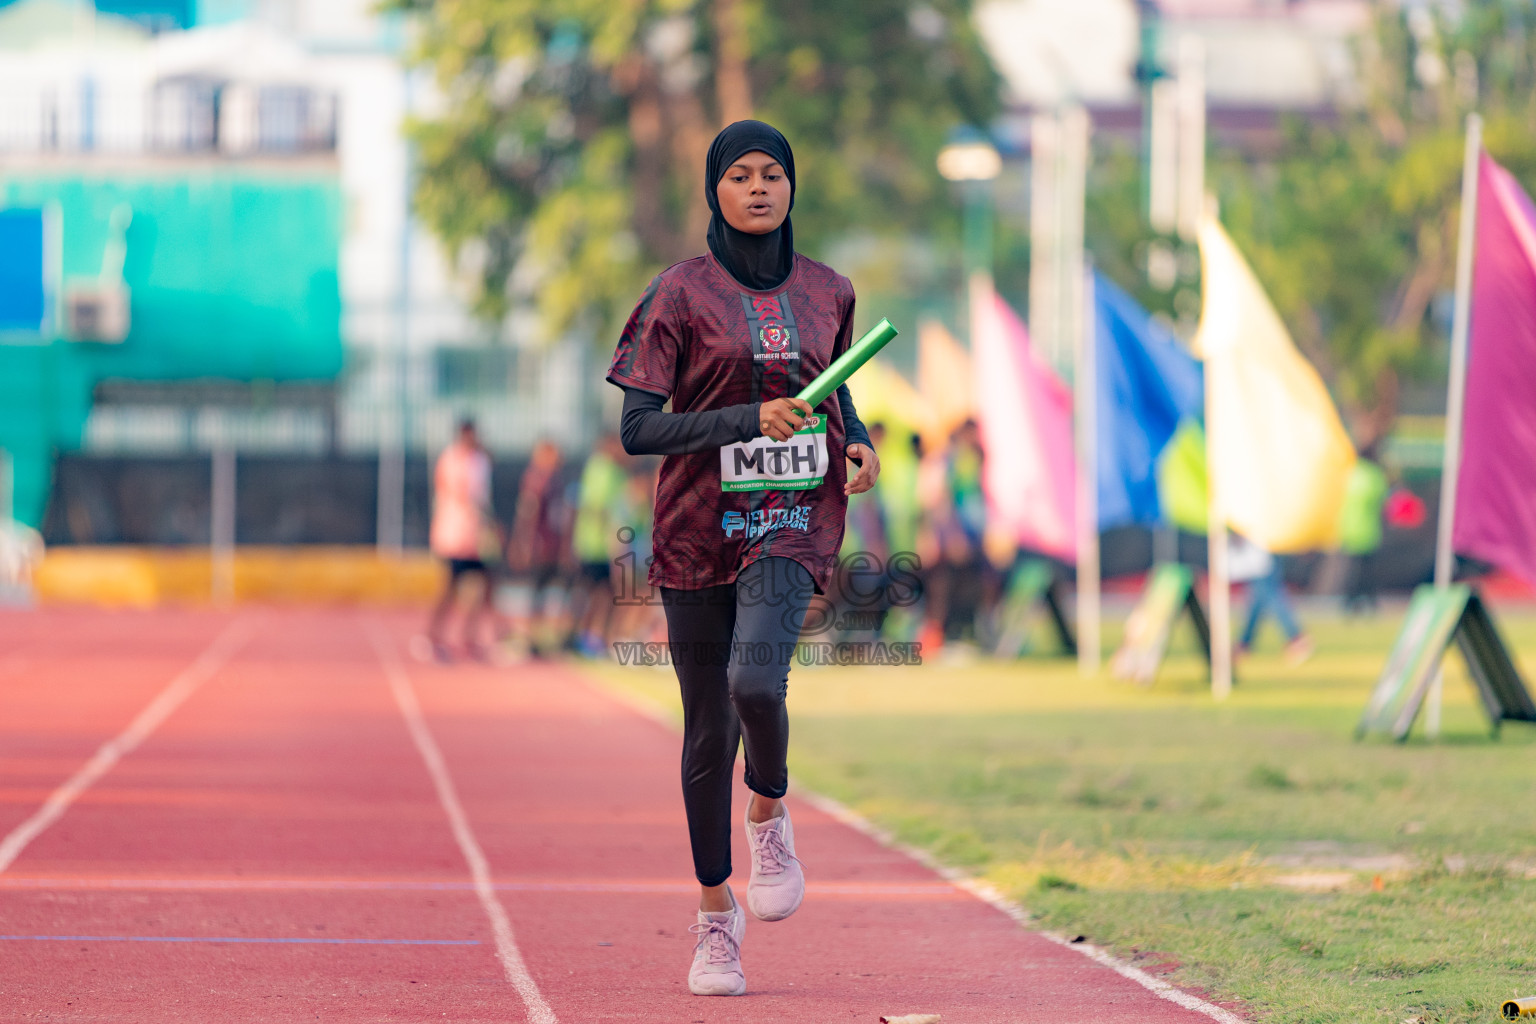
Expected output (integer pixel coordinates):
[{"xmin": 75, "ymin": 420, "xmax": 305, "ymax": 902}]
[
  {"xmin": 1212, "ymin": 1, "xmax": 1536, "ymax": 432},
  {"xmin": 389, "ymin": 0, "xmax": 1000, "ymax": 341},
  {"xmin": 1082, "ymin": 2, "xmax": 1536, "ymax": 438}
]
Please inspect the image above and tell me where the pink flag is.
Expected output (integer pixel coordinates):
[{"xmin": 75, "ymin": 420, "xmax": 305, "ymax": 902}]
[
  {"xmin": 972, "ymin": 290, "xmax": 1077, "ymax": 561},
  {"xmin": 1454, "ymin": 153, "xmax": 1536, "ymax": 587}
]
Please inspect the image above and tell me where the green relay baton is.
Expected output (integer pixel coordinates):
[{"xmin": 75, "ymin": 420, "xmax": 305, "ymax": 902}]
[{"xmin": 791, "ymin": 317, "xmax": 899, "ymax": 415}]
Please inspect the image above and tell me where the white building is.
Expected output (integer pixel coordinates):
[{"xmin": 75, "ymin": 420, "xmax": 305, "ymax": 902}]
[
  {"xmin": 976, "ymin": 0, "xmax": 1373, "ymax": 133},
  {"xmin": 0, "ymin": 0, "xmax": 588, "ymax": 459}
]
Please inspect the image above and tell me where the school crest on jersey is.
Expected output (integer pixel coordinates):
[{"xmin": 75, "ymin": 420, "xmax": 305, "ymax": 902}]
[
  {"xmin": 742, "ymin": 294, "xmax": 801, "ymax": 363},
  {"xmin": 760, "ymin": 322, "xmax": 790, "ymax": 352}
]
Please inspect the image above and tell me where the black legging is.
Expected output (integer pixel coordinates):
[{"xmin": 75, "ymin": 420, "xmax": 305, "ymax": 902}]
[{"xmin": 660, "ymin": 556, "xmax": 815, "ymax": 887}]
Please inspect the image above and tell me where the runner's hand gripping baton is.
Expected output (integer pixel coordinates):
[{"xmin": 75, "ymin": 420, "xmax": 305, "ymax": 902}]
[{"xmin": 790, "ymin": 318, "xmax": 899, "ymax": 415}]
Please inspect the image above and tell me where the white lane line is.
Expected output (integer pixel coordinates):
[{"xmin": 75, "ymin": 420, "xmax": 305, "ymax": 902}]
[
  {"xmin": 589, "ymin": 674, "xmax": 1249, "ymax": 1024},
  {"xmin": 0, "ymin": 618, "xmax": 253, "ymax": 876},
  {"xmin": 1038, "ymin": 929, "xmax": 1249, "ymax": 1024},
  {"xmin": 799, "ymin": 791, "xmax": 1249, "ymax": 1024},
  {"xmin": 367, "ymin": 623, "xmax": 558, "ymax": 1024}
]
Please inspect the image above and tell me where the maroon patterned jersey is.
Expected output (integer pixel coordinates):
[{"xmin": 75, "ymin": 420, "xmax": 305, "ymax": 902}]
[{"xmin": 607, "ymin": 252, "xmax": 856, "ymax": 592}]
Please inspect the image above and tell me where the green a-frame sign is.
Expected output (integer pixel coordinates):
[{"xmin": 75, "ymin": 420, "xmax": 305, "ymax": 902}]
[
  {"xmin": 1358, "ymin": 584, "xmax": 1536, "ymax": 741},
  {"xmin": 1111, "ymin": 563, "xmax": 1213, "ymax": 685},
  {"xmin": 992, "ymin": 558, "xmax": 1077, "ymax": 658}
]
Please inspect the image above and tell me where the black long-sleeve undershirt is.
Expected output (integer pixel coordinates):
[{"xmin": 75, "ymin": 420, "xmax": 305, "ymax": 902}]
[{"xmin": 620, "ymin": 384, "xmax": 873, "ymax": 459}]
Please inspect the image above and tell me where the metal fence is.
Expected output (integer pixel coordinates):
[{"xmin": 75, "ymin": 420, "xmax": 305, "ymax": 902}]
[
  {"xmin": 51, "ymin": 338, "xmax": 599, "ymax": 547},
  {"xmin": 0, "ymin": 79, "xmax": 337, "ymax": 156},
  {"xmin": 78, "ymin": 341, "xmax": 599, "ymax": 460},
  {"xmin": 43, "ymin": 451, "xmax": 543, "ymax": 548}
]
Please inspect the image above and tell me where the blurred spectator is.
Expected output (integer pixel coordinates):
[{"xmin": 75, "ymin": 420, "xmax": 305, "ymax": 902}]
[
  {"xmin": 1339, "ymin": 445, "xmax": 1389, "ymax": 615},
  {"xmin": 915, "ymin": 431, "xmax": 947, "ymax": 651},
  {"xmin": 920, "ymin": 419, "xmax": 995, "ymax": 652},
  {"xmin": 835, "ymin": 422, "xmax": 892, "ymax": 638},
  {"xmin": 842, "ymin": 422, "xmax": 891, "ymax": 561},
  {"xmin": 876, "ymin": 428, "xmax": 926, "ymax": 643},
  {"xmin": 0, "ymin": 517, "xmax": 44, "ymax": 606},
  {"xmin": 609, "ymin": 461, "xmax": 664, "ymax": 645},
  {"xmin": 1231, "ymin": 532, "xmax": 1312, "ymax": 664},
  {"xmin": 506, "ymin": 439, "xmax": 568, "ymax": 658},
  {"xmin": 424, "ymin": 418, "xmax": 499, "ymax": 662},
  {"xmin": 570, "ymin": 434, "xmax": 628, "ymax": 658},
  {"xmin": 879, "ymin": 427, "xmax": 923, "ymax": 564}
]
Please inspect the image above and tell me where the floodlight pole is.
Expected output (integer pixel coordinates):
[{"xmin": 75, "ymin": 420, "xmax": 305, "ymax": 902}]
[
  {"xmin": 960, "ymin": 177, "xmax": 996, "ymax": 354},
  {"xmin": 1136, "ymin": 0, "xmax": 1164, "ymax": 224},
  {"xmin": 1174, "ymin": 36, "xmax": 1206, "ymax": 245},
  {"xmin": 1030, "ymin": 107, "xmax": 1089, "ymax": 376},
  {"xmin": 1057, "ymin": 107, "xmax": 1089, "ymax": 378},
  {"xmin": 1029, "ymin": 112, "xmax": 1060, "ymax": 368},
  {"xmin": 1427, "ymin": 111, "xmax": 1483, "ymax": 737},
  {"xmin": 1075, "ymin": 264, "xmax": 1101, "ymax": 675}
]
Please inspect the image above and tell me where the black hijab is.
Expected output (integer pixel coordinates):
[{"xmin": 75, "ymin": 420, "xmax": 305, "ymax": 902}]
[{"xmin": 705, "ymin": 120, "xmax": 796, "ymax": 291}]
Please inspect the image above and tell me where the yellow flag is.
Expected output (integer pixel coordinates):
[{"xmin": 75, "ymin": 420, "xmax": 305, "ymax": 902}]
[
  {"xmin": 1192, "ymin": 217, "xmax": 1356, "ymax": 552},
  {"xmin": 917, "ymin": 318, "xmax": 975, "ymax": 452},
  {"xmin": 846, "ymin": 357, "xmax": 922, "ymax": 435}
]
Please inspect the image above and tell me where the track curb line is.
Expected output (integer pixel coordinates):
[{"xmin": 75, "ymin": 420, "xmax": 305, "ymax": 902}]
[{"xmin": 586, "ymin": 669, "xmax": 1251, "ymax": 1024}]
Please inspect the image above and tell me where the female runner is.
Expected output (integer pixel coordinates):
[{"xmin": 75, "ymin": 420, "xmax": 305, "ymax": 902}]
[{"xmin": 607, "ymin": 120, "xmax": 879, "ymax": 996}]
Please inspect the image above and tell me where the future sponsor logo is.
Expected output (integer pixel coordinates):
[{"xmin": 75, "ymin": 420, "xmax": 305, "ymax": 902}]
[{"xmin": 720, "ymin": 505, "xmax": 812, "ymax": 540}]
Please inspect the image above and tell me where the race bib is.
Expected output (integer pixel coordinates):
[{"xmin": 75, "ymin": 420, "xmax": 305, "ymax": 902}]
[{"xmin": 720, "ymin": 416, "xmax": 828, "ymax": 491}]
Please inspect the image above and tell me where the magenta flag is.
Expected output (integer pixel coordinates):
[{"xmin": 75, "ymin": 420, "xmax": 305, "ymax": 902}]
[
  {"xmin": 1454, "ymin": 152, "xmax": 1536, "ymax": 586},
  {"xmin": 972, "ymin": 290, "xmax": 1076, "ymax": 562}
]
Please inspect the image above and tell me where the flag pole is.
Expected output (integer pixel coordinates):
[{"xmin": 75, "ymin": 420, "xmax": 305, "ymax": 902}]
[
  {"xmin": 1203, "ymin": 213, "xmax": 1232, "ymax": 698},
  {"xmin": 1207, "ymin": 395, "xmax": 1232, "ymax": 699},
  {"xmin": 1076, "ymin": 262, "xmax": 1101, "ymax": 675},
  {"xmin": 1435, "ymin": 112, "xmax": 1483, "ymax": 589},
  {"xmin": 1428, "ymin": 111, "xmax": 1483, "ymax": 737}
]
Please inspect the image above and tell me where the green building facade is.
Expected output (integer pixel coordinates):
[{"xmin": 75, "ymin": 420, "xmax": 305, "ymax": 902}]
[{"xmin": 0, "ymin": 171, "xmax": 343, "ymax": 527}]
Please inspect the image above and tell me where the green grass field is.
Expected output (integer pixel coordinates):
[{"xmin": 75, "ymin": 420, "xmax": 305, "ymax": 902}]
[{"xmin": 583, "ymin": 603, "xmax": 1536, "ymax": 1024}]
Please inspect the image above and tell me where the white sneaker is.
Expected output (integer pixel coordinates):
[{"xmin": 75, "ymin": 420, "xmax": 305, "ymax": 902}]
[
  {"xmin": 687, "ymin": 886, "xmax": 746, "ymax": 996},
  {"xmin": 744, "ymin": 806, "xmax": 805, "ymax": 921}
]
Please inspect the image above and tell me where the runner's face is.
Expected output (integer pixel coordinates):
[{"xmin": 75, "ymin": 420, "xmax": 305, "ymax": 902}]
[{"xmin": 716, "ymin": 151, "xmax": 790, "ymax": 235}]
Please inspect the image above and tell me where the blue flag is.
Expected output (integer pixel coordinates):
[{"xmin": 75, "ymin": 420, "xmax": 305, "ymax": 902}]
[{"xmin": 1094, "ymin": 272, "xmax": 1203, "ymax": 530}]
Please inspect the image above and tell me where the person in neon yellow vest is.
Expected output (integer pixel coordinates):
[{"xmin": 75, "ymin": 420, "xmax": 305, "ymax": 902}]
[
  {"xmin": 571, "ymin": 434, "xmax": 629, "ymax": 657},
  {"xmin": 1338, "ymin": 446, "xmax": 1389, "ymax": 616}
]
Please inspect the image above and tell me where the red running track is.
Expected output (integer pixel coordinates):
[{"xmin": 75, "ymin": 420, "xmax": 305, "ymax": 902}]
[{"xmin": 0, "ymin": 607, "xmax": 1232, "ymax": 1023}]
